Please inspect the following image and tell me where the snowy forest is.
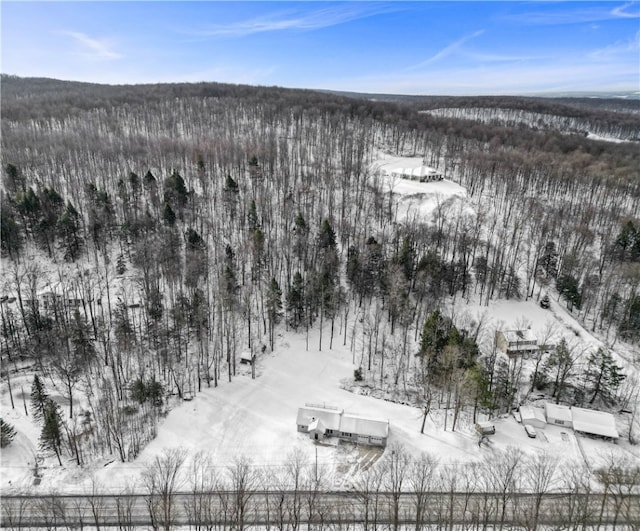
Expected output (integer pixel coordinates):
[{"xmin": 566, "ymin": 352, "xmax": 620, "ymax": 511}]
[{"xmin": 1, "ymin": 74, "xmax": 639, "ymax": 476}]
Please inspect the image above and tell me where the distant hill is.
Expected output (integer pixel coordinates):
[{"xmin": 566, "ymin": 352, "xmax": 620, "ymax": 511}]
[{"xmin": 318, "ymin": 89, "xmax": 640, "ymax": 115}]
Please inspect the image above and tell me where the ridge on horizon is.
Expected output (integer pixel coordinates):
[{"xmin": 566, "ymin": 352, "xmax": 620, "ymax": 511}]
[{"xmin": 2, "ymin": 74, "xmax": 639, "ymax": 103}]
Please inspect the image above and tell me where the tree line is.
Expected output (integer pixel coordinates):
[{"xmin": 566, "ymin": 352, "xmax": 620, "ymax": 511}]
[{"xmin": 2, "ymin": 444, "xmax": 639, "ymax": 531}]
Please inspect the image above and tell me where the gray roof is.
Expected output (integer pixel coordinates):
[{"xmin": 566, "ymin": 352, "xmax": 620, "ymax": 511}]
[
  {"xmin": 296, "ymin": 407, "xmax": 388, "ymax": 438},
  {"xmin": 571, "ymin": 407, "xmax": 618, "ymax": 439},
  {"xmin": 340, "ymin": 414, "xmax": 389, "ymax": 438},
  {"xmin": 296, "ymin": 407, "xmax": 343, "ymax": 431}
]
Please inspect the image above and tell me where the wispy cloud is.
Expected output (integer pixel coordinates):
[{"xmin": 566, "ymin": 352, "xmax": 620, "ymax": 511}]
[
  {"xmin": 58, "ymin": 31, "xmax": 122, "ymax": 60},
  {"xmin": 611, "ymin": 2, "xmax": 640, "ymax": 18},
  {"xmin": 180, "ymin": 4, "xmax": 396, "ymax": 38},
  {"xmin": 589, "ymin": 29, "xmax": 640, "ymax": 60},
  {"xmin": 326, "ymin": 58, "xmax": 639, "ymax": 96},
  {"xmin": 501, "ymin": 3, "xmax": 640, "ymax": 26},
  {"xmin": 407, "ymin": 30, "xmax": 485, "ymax": 70}
]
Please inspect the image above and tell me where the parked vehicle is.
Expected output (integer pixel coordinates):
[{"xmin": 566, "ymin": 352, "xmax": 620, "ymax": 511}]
[
  {"xmin": 524, "ymin": 424, "xmax": 537, "ymax": 438},
  {"xmin": 475, "ymin": 421, "xmax": 496, "ymax": 435},
  {"xmin": 540, "ymin": 295, "xmax": 550, "ymax": 309}
]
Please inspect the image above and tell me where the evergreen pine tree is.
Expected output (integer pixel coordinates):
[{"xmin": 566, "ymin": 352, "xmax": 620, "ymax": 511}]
[
  {"xmin": 247, "ymin": 199, "xmax": 259, "ymax": 231},
  {"xmin": 0, "ymin": 418, "xmax": 17, "ymax": 448},
  {"xmin": 585, "ymin": 348, "xmax": 625, "ymax": 404},
  {"xmin": 266, "ymin": 277, "xmax": 283, "ymax": 349},
  {"xmin": 163, "ymin": 202, "xmax": 176, "ymax": 226},
  {"xmin": 293, "ymin": 211, "xmax": 309, "ymax": 263},
  {"xmin": 57, "ymin": 201, "xmax": 83, "ymax": 261},
  {"xmin": 31, "ymin": 375, "xmax": 49, "ymax": 421},
  {"xmin": 286, "ymin": 272, "xmax": 305, "ymax": 330},
  {"xmin": 0, "ymin": 197, "xmax": 22, "ymax": 257},
  {"xmin": 40, "ymin": 399, "xmax": 63, "ymax": 465},
  {"xmin": 164, "ymin": 170, "xmax": 188, "ymax": 212}
]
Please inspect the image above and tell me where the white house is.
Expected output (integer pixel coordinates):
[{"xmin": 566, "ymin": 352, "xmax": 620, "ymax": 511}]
[
  {"xmin": 519, "ymin": 405, "xmax": 547, "ymax": 429},
  {"xmin": 339, "ymin": 413, "xmax": 389, "ymax": 446},
  {"xmin": 296, "ymin": 405, "xmax": 389, "ymax": 447},
  {"xmin": 390, "ymin": 166, "xmax": 443, "ymax": 183},
  {"xmin": 570, "ymin": 407, "xmax": 619, "ymax": 440},
  {"xmin": 296, "ymin": 406, "xmax": 343, "ymax": 440},
  {"xmin": 545, "ymin": 403, "xmax": 573, "ymax": 428}
]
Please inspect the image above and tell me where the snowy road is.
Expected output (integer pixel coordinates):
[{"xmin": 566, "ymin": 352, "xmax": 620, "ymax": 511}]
[{"xmin": 2, "ymin": 490, "xmax": 639, "ymax": 528}]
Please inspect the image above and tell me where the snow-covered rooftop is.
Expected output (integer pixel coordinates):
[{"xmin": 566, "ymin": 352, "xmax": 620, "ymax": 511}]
[
  {"xmin": 519, "ymin": 405, "xmax": 547, "ymax": 425},
  {"xmin": 571, "ymin": 407, "xmax": 619, "ymax": 439},
  {"xmin": 502, "ymin": 329, "xmax": 537, "ymax": 344},
  {"xmin": 340, "ymin": 414, "xmax": 389, "ymax": 438},
  {"xmin": 390, "ymin": 166, "xmax": 442, "ymax": 179},
  {"xmin": 296, "ymin": 406, "xmax": 343, "ymax": 431},
  {"xmin": 545, "ymin": 403, "xmax": 572, "ymax": 423}
]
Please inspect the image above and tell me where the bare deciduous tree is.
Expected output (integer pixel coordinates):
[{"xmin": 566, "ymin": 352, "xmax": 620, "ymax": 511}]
[{"xmin": 142, "ymin": 447, "xmax": 187, "ymax": 531}]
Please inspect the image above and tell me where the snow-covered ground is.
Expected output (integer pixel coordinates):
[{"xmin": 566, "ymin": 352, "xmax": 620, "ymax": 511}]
[
  {"xmin": 371, "ymin": 154, "xmax": 471, "ymax": 221},
  {"xmin": 586, "ymin": 132, "xmax": 635, "ymax": 143},
  {"xmin": 1, "ymin": 154, "xmax": 637, "ymax": 494},
  {"xmin": 2, "ymin": 314, "xmax": 637, "ymax": 494}
]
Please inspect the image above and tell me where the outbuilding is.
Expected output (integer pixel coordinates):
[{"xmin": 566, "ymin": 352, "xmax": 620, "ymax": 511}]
[
  {"xmin": 571, "ymin": 407, "xmax": 619, "ymax": 440},
  {"xmin": 239, "ymin": 352, "xmax": 254, "ymax": 365},
  {"xmin": 545, "ymin": 403, "xmax": 573, "ymax": 428},
  {"xmin": 519, "ymin": 405, "xmax": 547, "ymax": 429}
]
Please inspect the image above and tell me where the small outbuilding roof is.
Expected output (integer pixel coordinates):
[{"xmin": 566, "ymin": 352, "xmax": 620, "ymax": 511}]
[
  {"xmin": 340, "ymin": 414, "xmax": 389, "ymax": 438},
  {"xmin": 571, "ymin": 407, "xmax": 619, "ymax": 439},
  {"xmin": 296, "ymin": 407, "xmax": 343, "ymax": 431},
  {"xmin": 519, "ymin": 405, "xmax": 547, "ymax": 425},
  {"xmin": 390, "ymin": 166, "xmax": 441, "ymax": 179},
  {"xmin": 545, "ymin": 402, "xmax": 572, "ymax": 423}
]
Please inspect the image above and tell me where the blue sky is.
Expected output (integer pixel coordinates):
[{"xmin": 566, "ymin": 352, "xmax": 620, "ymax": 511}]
[{"xmin": 1, "ymin": 1, "xmax": 639, "ymax": 95}]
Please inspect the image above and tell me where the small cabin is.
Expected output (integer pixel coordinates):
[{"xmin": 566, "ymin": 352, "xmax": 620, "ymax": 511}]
[
  {"xmin": 496, "ymin": 330, "xmax": 538, "ymax": 359},
  {"xmin": 239, "ymin": 352, "xmax": 254, "ymax": 365}
]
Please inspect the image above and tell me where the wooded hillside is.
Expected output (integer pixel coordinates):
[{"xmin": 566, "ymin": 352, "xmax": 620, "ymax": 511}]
[{"xmin": 1, "ymin": 75, "xmax": 639, "ymax": 466}]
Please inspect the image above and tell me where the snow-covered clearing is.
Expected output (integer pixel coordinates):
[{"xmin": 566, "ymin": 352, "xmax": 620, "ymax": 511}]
[
  {"xmin": 586, "ymin": 132, "xmax": 636, "ymax": 143},
  {"xmin": 371, "ymin": 154, "xmax": 471, "ymax": 221}
]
